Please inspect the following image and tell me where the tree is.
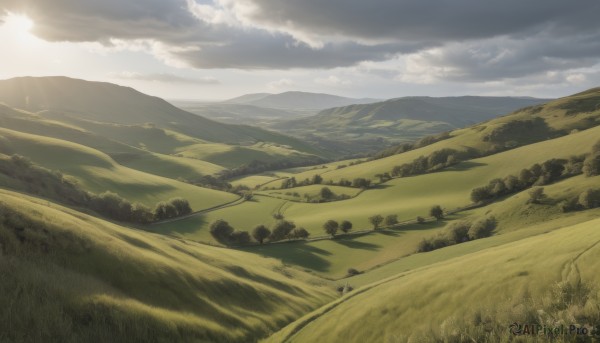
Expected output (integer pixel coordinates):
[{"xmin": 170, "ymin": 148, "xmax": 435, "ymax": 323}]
[
  {"xmin": 270, "ymin": 220, "xmax": 296, "ymax": 241},
  {"xmin": 384, "ymin": 214, "xmax": 398, "ymax": 227},
  {"xmin": 230, "ymin": 231, "xmax": 251, "ymax": 245},
  {"xmin": 292, "ymin": 227, "xmax": 310, "ymax": 239},
  {"xmin": 578, "ymin": 189, "xmax": 600, "ymax": 209},
  {"xmin": 323, "ymin": 220, "xmax": 339, "ymax": 237},
  {"xmin": 468, "ymin": 217, "xmax": 497, "ymax": 239},
  {"xmin": 169, "ymin": 197, "xmax": 192, "ymax": 216},
  {"xmin": 252, "ymin": 225, "xmax": 271, "ymax": 244},
  {"xmin": 352, "ymin": 178, "xmax": 371, "ymax": 189},
  {"xmin": 131, "ymin": 203, "xmax": 152, "ymax": 224},
  {"xmin": 471, "ymin": 187, "xmax": 492, "ymax": 203},
  {"xmin": 429, "ymin": 205, "xmax": 444, "ymax": 221},
  {"xmin": 369, "ymin": 215, "xmax": 384, "ymax": 230},
  {"xmin": 320, "ymin": 187, "xmax": 334, "ymax": 200},
  {"xmin": 583, "ymin": 154, "xmax": 600, "ymax": 176},
  {"xmin": 209, "ymin": 219, "xmax": 235, "ymax": 244},
  {"xmin": 153, "ymin": 201, "xmax": 168, "ymax": 220},
  {"xmin": 416, "ymin": 216, "xmax": 426, "ymax": 224},
  {"xmin": 528, "ymin": 187, "xmax": 546, "ymax": 204},
  {"xmin": 340, "ymin": 220, "xmax": 353, "ymax": 233},
  {"xmin": 312, "ymin": 174, "xmax": 323, "ymax": 184}
]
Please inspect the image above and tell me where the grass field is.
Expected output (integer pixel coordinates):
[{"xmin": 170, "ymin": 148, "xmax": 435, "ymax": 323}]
[
  {"xmin": 256, "ymin": 184, "xmax": 362, "ymax": 202},
  {"xmin": 0, "ymin": 127, "xmax": 238, "ymax": 210},
  {"xmin": 0, "ymin": 189, "xmax": 336, "ymax": 342},
  {"xmin": 155, "ymin": 123, "xmax": 600, "ymax": 242},
  {"xmin": 266, "ymin": 212, "xmax": 600, "ymax": 342}
]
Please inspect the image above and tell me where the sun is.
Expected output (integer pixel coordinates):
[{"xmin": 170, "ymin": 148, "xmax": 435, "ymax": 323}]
[{"xmin": 2, "ymin": 13, "xmax": 36, "ymax": 45}]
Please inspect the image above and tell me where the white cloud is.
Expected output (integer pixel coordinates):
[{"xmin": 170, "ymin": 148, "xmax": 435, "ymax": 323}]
[
  {"xmin": 267, "ymin": 78, "xmax": 294, "ymax": 90},
  {"xmin": 314, "ymin": 75, "xmax": 351, "ymax": 87}
]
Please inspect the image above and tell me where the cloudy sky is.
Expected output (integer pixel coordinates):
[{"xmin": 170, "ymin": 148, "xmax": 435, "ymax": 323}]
[{"xmin": 1, "ymin": 0, "xmax": 599, "ymax": 100}]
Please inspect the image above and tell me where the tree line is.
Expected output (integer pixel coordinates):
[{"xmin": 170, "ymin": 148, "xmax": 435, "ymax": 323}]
[{"xmin": 0, "ymin": 155, "xmax": 192, "ymax": 224}]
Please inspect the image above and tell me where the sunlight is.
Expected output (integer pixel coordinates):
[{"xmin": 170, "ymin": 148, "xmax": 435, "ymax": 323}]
[{"xmin": 2, "ymin": 13, "xmax": 36, "ymax": 45}]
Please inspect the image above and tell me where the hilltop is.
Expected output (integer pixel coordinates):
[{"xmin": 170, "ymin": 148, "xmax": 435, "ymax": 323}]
[
  {"xmin": 274, "ymin": 95, "xmax": 550, "ymax": 153},
  {"xmin": 225, "ymin": 91, "xmax": 380, "ymax": 110}
]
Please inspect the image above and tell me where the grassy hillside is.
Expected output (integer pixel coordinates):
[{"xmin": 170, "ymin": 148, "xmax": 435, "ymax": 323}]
[
  {"xmin": 0, "ymin": 189, "xmax": 335, "ymax": 342},
  {"xmin": 298, "ymin": 88, "xmax": 600, "ymax": 183},
  {"xmin": 274, "ymin": 96, "xmax": 549, "ymax": 153},
  {"xmin": 0, "ymin": 127, "xmax": 238, "ymax": 210},
  {"xmin": 0, "ymin": 77, "xmax": 329, "ymax": 158},
  {"xmin": 155, "ymin": 122, "xmax": 600, "ymax": 243},
  {"xmin": 266, "ymin": 213, "xmax": 600, "ymax": 342}
]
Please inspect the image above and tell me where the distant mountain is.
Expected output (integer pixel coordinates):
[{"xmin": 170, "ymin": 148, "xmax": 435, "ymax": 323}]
[
  {"xmin": 223, "ymin": 93, "xmax": 272, "ymax": 104},
  {"xmin": 226, "ymin": 91, "xmax": 380, "ymax": 109},
  {"xmin": 0, "ymin": 76, "xmax": 326, "ymax": 157},
  {"xmin": 273, "ymin": 95, "xmax": 552, "ymax": 154}
]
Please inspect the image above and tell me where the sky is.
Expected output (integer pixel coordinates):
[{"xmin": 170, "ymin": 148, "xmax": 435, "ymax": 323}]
[{"xmin": 1, "ymin": 0, "xmax": 600, "ymax": 101}]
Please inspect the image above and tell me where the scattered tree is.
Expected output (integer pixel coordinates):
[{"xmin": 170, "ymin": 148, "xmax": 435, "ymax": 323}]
[
  {"xmin": 578, "ymin": 189, "xmax": 600, "ymax": 209},
  {"xmin": 347, "ymin": 268, "xmax": 360, "ymax": 277},
  {"xmin": 528, "ymin": 187, "xmax": 546, "ymax": 204},
  {"xmin": 323, "ymin": 220, "xmax": 339, "ymax": 237},
  {"xmin": 340, "ymin": 220, "xmax": 353, "ymax": 233},
  {"xmin": 429, "ymin": 205, "xmax": 444, "ymax": 221},
  {"xmin": 384, "ymin": 214, "xmax": 398, "ymax": 227},
  {"xmin": 320, "ymin": 187, "xmax": 334, "ymax": 199},
  {"xmin": 230, "ymin": 230, "xmax": 251, "ymax": 245},
  {"xmin": 252, "ymin": 225, "xmax": 271, "ymax": 244},
  {"xmin": 270, "ymin": 220, "xmax": 296, "ymax": 241},
  {"xmin": 369, "ymin": 214, "xmax": 384, "ymax": 230},
  {"xmin": 209, "ymin": 219, "xmax": 235, "ymax": 244},
  {"xmin": 292, "ymin": 227, "xmax": 310, "ymax": 239},
  {"xmin": 312, "ymin": 174, "xmax": 323, "ymax": 184}
]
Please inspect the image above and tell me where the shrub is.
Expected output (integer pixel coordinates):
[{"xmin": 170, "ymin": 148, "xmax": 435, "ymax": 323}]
[
  {"xmin": 347, "ymin": 268, "xmax": 360, "ymax": 277},
  {"xmin": 446, "ymin": 221, "xmax": 470, "ymax": 244},
  {"xmin": 528, "ymin": 187, "xmax": 546, "ymax": 204},
  {"xmin": 416, "ymin": 216, "xmax": 425, "ymax": 224}
]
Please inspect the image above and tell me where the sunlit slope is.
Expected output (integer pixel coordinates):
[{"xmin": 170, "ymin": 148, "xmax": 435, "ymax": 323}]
[
  {"xmin": 175, "ymin": 142, "xmax": 321, "ymax": 169},
  {"xmin": 0, "ymin": 76, "xmax": 328, "ymax": 157},
  {"xmin": 314, "ymin": 88, "xmax": 600, "ymax": 182},
  {"xmin": 0, "ymin": 104, "xmax": 227, "ymax": 178},
  {"xmin": 267, "ymin": 215, "xmax": 600, "ymax": 342},
  {"xmin": 0, "ymin": 189, "xmax": 334, "ymax": 342},
  {"xmin": 157, "ymin": 124, "xmax": 600, "ymax": 242},
  {"xmin": 0, "ymin": 127, "xmax": 237, "ymax": 210}
]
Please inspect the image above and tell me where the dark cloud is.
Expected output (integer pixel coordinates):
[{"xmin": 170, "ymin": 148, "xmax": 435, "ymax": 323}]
[
  {"xmin": 1, "ymin": 0, "xmax": 599, "ymax": 78},
  {"xmin": 410, "ymin": 31, "xmax": 600, "ymax": 82},
  {"xmin": 234, "ymin": 0, "xmax": 600, "ymax": 42}
]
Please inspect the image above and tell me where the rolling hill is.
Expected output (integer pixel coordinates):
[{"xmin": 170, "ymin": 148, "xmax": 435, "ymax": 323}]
[
  {"xmin": 224, "ymin": 91, "xmax": 380, "ymax": 110},
  {"xmin": 3, "ymin": 78, "xmax": 600, "ymax": 343},
  {"xmin": 0, "ymin": 76, "xmax": 328, "ymax": 159},
  {"xmin": 274, "ymin": 95, "xmax": 550, "ymax": 153},
  {"xmin": 0, "ymin": 189, "xmax": 335, "ymax": 342}
]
